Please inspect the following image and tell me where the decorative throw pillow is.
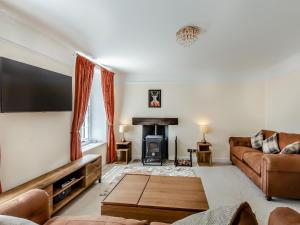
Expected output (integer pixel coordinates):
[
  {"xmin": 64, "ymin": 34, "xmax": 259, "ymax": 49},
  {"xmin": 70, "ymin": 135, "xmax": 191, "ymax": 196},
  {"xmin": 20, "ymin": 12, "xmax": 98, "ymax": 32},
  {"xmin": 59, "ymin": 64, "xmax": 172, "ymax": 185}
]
[
  {"xmin": 262, "ymin": 133, "xmax": 280, "ymax": 154},
  {"xmin": 0, "ymin": 215, "xmax": 39, "ymax": 225},
  {"xmin": 251, "ymin": 131, "xmax": 264, "ymax": 149},
  {"xmin": 280, "ymin": 141, "xmax": 300, "ymax": 154}
]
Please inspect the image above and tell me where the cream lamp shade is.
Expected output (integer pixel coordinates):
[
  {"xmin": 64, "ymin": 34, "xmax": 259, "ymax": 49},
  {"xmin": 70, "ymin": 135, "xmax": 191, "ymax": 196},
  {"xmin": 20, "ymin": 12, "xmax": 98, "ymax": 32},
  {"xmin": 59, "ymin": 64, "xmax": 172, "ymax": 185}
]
[
  {"xmin": 119, "ymin": 125, "xmax": 126, "ymax": 133},
  {"xmin": 200, "ymin": 124, "xmax": 208, "ymax": 133},
  {"xmin": 119, "ymin": 125, "xmax": 128, "ymax": 142}
]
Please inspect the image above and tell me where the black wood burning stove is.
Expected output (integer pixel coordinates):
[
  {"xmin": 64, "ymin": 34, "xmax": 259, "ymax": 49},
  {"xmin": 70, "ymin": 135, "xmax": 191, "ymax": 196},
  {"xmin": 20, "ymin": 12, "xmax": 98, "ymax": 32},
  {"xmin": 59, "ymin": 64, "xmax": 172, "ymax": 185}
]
[
  {"xmin": 142, "ymin": 124, "xmax": 168, "ymax": 165},
  {"xmin": 132, "ymin": 118, "xmax": 178, "ymax": 166},
  {"xmin": 145, "ymin": 135, "xmax": 164, "ymax": 165}
]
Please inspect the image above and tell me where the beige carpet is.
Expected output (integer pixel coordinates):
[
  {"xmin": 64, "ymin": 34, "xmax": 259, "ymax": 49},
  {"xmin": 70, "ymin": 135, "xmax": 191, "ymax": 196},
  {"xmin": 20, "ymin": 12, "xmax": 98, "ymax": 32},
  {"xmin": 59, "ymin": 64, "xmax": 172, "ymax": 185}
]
[
  {"xmin": 57, "ymin": 163, "xmax": 300, "ymax": 225},
  {"xmin": 100, "ymin": 163, "xmax": 195, "ymax": 195}
]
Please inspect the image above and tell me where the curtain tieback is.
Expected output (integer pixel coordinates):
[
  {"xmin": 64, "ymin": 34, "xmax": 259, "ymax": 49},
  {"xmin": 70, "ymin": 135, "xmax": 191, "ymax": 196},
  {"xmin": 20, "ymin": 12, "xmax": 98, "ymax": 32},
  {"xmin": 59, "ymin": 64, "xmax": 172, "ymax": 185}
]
[{"xmin": 71, "ymin": 130, "xmax": 80, "ymax": 133}]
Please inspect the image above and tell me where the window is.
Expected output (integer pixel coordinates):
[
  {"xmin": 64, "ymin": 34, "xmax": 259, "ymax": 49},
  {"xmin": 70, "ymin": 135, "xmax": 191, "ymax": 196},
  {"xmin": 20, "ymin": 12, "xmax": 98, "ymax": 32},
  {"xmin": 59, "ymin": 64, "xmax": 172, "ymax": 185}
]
[
  {"xmin": 80, "ymin": 68, "xmax": 107, "ymax": 149},
  {"xmin": 80, "ymin": 101, "xmax": 92, "ymax": 146}
]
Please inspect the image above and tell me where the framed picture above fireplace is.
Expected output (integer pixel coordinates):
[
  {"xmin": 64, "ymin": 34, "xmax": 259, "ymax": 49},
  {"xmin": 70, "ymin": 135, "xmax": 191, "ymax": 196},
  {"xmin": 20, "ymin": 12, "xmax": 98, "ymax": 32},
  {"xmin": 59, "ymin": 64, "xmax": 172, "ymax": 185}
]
[{"xmin": 148, "ymin": 89, "xmax": 161, "ymax": 108}]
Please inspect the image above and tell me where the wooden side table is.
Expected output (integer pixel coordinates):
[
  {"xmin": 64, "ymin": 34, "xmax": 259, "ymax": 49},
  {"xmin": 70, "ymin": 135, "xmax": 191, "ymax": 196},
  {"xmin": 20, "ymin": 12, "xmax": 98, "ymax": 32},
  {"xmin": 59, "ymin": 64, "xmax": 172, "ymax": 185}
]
[
  {"xmin": 196, "ymin": 142, "xmax": 212, "ymax": 166},
  {"xmin": 116, "ymin": 141, "xmax": 132, "ymax": 164}
]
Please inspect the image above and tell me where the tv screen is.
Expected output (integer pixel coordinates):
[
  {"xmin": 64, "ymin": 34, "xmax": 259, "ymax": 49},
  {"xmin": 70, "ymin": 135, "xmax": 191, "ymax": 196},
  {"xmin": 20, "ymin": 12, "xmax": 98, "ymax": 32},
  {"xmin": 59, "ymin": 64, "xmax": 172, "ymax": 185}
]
[{"xmin": 0, "ymin": 57, "xmax": 72, "ymax": 112}]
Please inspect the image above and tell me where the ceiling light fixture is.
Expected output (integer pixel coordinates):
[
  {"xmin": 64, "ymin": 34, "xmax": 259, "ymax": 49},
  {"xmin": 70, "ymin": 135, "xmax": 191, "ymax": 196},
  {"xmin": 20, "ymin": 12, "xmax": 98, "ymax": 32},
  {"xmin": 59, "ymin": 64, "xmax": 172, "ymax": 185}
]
[{"xmin": 176, "ymin": 25, "xmax": 201, "ymax": 47}]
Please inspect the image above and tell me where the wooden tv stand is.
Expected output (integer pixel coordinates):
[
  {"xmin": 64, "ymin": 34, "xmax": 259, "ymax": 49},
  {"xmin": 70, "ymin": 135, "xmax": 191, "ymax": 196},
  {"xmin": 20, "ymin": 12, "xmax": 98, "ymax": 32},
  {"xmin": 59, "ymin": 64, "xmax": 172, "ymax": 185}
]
[{"xmin": 0, "ymin": 154, "xmax": 101, "ymax": 215}]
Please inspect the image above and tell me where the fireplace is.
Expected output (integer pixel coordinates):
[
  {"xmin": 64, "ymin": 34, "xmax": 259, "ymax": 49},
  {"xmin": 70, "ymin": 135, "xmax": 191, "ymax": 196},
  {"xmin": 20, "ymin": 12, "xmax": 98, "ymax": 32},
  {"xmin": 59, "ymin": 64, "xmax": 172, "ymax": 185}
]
[{"xmin": 132, "ymin": 117, "xmax": 178, "ymax": 166}]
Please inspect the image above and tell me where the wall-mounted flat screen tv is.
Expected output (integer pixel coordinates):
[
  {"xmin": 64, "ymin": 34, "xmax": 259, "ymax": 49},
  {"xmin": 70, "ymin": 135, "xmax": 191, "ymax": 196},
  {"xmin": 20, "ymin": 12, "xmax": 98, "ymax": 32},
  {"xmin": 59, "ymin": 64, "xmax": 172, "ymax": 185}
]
[{"xmin": 0, "ymin": 57, "xmax": 72, "ymax": 112}]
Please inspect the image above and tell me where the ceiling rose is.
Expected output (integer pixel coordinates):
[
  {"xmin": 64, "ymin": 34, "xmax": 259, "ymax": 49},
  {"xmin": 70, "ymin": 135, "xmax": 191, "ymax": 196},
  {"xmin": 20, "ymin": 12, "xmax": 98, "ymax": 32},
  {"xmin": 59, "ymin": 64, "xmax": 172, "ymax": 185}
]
[{"xmin": 176, "ymin": 26, "xmax": 201, "ymax": 47}]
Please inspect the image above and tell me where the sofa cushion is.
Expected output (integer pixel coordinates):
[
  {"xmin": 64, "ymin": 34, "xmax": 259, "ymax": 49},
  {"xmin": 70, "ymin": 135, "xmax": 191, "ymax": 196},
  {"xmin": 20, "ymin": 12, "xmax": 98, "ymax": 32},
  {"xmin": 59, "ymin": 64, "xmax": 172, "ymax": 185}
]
[
  {"xmin": 45, "ymin": 216, "xmax": 148, "ymax": 225},
  {"xmin": 280, "ymin": 141, "xmax": 300, "ymax": 154},
  {"xmin": 262, "ymin": 133, "xmax": 280, "ymax": 154},
  {"xmin": 262, "ymin": 130, "xmax": 276, "ymax": 139},
  {"xmin": 0, "ymin": 215, "xmax": 39, "ymax": 225},
  {"xmin": 243, "ymin": 152, "xmax": 263, "ymax": 175},
  {"xmin": 251, "ymin": 131, "xmax": 263, "ymax": 149},
  {"xmin": 231, "ymin": 146, "xmax": 259, "ymax": 161},
  {"xmin": 278, "ymin": 132, "xmax": 300, "ymax": 150}
]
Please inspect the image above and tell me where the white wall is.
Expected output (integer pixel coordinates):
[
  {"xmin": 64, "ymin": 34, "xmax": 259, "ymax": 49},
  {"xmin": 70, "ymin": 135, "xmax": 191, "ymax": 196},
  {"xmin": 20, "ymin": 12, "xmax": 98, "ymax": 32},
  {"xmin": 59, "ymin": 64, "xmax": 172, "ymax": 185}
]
[
  {"xmin": 83, "ymin": 144, "xmax": 107, "ymax": 166},
  {"xmin": 0, "ymin": 12, "xmax": 111, "ymax": 191},
  {"xmin": 0, "ymin": 39, "xmax": 73, "ymax": 191},
  {"xmin": 265, "ymin": 71, "xmax": 300, "ymax": 133},
  {"xmin": 0, "ymin": 12, "xmax": 76, "ymax": 191},
  {"xmin": 115, "ymin": 81, "xmax": 266, "ymax": 162},
  {"xmin": 0, "ymin": 12, "xmax": 109, "ymax": 191}
]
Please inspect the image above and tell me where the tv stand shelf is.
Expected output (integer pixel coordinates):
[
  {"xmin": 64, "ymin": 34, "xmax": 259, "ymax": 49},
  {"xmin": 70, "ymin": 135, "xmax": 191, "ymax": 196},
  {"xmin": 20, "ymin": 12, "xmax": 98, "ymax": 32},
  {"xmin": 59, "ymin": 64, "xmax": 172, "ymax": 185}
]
[
  {"xmin": 0, "ymin": 154, "xmax": 101, "ymax": 215},
  {"xmin": 53, "ymin": 176, "xmax": 85, "ymax": 197}
]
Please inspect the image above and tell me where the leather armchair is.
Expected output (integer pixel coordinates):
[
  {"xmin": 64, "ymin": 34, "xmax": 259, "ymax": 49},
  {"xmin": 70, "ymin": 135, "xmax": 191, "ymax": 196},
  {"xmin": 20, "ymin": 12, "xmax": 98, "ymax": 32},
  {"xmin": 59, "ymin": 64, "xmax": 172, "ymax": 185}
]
[
  {"xmin": 0, "ymin": 189, "xmax": 147, "ymax": 225},
  {"xmin": 0, "ymin": 189, "xmax": 50, "ymax": 224},
  {"xmin": 268, "ymin": 207, "xmax": 300, "ymax": 225}
]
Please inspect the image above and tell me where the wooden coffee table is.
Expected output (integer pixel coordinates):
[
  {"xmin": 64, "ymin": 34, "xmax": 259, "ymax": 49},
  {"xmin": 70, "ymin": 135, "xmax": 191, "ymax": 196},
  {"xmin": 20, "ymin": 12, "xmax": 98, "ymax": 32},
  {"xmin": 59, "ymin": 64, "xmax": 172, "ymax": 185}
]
[{"xmin": 101, "ymin": 174, "xmax": 209, "ymax": 223}]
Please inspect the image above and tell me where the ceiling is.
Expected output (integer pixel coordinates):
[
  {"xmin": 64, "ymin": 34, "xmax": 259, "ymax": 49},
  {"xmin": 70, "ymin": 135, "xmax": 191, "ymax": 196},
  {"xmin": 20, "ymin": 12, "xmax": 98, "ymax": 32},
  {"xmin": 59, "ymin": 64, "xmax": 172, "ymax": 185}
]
[{"xmin": 1, "ymin": 0, "xmax": 300, "ymax": 82}]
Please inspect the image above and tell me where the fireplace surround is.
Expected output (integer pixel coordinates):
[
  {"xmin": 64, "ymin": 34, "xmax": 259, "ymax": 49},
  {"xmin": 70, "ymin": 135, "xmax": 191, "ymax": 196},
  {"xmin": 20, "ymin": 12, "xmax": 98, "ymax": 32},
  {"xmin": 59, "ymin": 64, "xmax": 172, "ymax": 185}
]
[{"xmin": 132, "ymin": 117, "xmax": 178, "ymax": 165}]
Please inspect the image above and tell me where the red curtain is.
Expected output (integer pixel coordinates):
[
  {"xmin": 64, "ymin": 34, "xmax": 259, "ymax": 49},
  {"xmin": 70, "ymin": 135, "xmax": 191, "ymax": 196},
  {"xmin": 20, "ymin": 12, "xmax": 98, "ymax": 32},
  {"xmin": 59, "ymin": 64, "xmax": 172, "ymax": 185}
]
[
  {"xmin": 101, "ymin": 68, "xmax": 116, "ymax": 163},
  {"xmin": 70, "ymin": 55, "xmax": 95, "ymax": 161}
]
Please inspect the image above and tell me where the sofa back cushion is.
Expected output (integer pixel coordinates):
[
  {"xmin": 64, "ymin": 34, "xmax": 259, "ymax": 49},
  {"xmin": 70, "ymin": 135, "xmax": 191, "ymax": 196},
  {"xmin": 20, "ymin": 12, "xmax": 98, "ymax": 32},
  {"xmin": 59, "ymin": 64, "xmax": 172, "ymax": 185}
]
[
  {"xmin": 262, "ymin": 130, "xmax": 276, "ymax": 139},
  {"xmin": 278, "ymin": 132, "xmax": 300, "ymax": 150}
]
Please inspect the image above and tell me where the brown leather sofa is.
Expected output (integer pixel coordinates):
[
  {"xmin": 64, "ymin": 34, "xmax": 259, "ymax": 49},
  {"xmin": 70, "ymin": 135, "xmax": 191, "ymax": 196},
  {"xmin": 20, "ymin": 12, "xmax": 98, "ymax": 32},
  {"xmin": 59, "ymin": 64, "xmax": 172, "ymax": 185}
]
[
  {"xmin": 154, "ymin": 207, "xmax": 300, "ymax": 225},
  {"xmin": 0, "ymin": 189, "xmax": 147, "ymax": 225},
  {"xmin": 229, "ymin": 130, "xmax": 300, "ymax": 200},
  {"xmin": 268, "ymin": 207, "xmax": 300, "ymax": 225},
  {"xmin": 152, "ymin": 202, "xmax": 258, "ymax": 225},
  {"xmin": 0, "ymin": 189, "xmax": 299, "ymax": 225},
  {"xmin": 0, "ymin": 189, "xmax": 259, "ymax": 225}
]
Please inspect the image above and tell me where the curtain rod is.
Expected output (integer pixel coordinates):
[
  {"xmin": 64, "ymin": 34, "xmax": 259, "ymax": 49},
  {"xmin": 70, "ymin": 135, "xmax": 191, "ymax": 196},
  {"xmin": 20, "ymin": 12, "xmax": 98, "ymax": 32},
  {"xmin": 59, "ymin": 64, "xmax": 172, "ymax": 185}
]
[{"xmin": 74, "ymin": 51, "xmax": 115, "ymax": 73}]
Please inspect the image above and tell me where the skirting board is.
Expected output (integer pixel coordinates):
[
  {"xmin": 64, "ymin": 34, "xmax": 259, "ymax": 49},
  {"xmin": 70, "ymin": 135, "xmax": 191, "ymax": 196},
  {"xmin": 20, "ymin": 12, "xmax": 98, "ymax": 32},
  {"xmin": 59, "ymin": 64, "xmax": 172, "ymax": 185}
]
[{"xmin": 131, "ymin": 155, "xmax": 230, "ymax": 164}]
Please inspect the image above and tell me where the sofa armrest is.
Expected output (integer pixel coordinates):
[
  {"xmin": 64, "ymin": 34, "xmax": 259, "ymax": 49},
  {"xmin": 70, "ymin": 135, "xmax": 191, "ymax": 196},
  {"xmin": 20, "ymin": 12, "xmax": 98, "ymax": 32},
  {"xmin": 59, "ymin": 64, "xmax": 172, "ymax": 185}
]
[
  {"xmin": 262, "ymin": 154, "xmax": 300, "ymax": 173},
  {"xmin": 268, "ymin": 207, "xmax": 300, "ymax": 225},
  {"xmin": 150, "ymin": 223, "xmax": 170, "ymax": 225},
  {"xmin": 47, "ymin": 216, "xmax": 148, "ymax": 225},
  {"xmin": 262, "ymin": 154, "xmax": 300, "ymax": 199},
  {"xmin": 0, "ymin": 189, "xmax": 50, "ymax": 225},
  {"xmin": 229, "ymin": 137, "xmax": 251, "ymax": 148}
]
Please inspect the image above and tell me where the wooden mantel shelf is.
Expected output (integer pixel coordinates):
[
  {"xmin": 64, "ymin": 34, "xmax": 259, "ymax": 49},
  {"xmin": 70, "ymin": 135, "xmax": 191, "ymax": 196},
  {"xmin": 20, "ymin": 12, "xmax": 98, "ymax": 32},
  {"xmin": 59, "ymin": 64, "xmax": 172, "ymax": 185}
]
[{"xmin": 132, "ymin": 117, "xmax": 178, "ymax": 125}]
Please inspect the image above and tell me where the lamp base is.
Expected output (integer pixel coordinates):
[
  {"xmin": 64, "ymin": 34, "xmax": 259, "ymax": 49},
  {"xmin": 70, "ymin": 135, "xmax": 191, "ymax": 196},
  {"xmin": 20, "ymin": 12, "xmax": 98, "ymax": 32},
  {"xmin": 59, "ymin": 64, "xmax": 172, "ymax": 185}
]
[
  {"xmin": 201, "ymin": 133, "xmax": 207, "ymax": 143},
  {"xmin": 121, "ymin": 138, "xmax": 126, "ymax": 142},
  {"xmin": 200, "ymin": 139, "xmax": 207, "ymax": 144}
]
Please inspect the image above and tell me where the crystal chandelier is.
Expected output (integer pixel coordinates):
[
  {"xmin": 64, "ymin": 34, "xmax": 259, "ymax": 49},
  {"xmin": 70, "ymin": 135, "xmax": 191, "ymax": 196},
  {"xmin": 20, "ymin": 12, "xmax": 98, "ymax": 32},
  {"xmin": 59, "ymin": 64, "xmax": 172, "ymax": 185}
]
[{"xmin": 176, "ymin": 26, "xmax": 201, "ymax": 47}]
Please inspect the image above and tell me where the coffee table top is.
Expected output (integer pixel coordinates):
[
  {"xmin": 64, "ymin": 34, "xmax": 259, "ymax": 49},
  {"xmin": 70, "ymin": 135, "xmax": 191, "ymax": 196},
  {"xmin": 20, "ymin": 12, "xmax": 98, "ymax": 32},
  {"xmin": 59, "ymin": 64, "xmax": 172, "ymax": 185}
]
[
  {"xmin": 102, "ymin": 174, "xmax": 209, "ymax": 212},
  {"xmin": 102, "ymin": 174, "xmax": 148, "ymax": 205}
]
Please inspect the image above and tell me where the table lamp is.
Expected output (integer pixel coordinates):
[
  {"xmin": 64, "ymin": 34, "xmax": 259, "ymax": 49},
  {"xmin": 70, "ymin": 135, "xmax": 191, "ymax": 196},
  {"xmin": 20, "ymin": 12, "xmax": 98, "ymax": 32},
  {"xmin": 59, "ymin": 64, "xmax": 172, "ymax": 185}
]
[
  {"xmin": 119, "ymin": 125, "xmax": 127, "ymax": 142},
  {"xmin": 200, "ymin": 124, "xmax": 208, "ymax": 143}
]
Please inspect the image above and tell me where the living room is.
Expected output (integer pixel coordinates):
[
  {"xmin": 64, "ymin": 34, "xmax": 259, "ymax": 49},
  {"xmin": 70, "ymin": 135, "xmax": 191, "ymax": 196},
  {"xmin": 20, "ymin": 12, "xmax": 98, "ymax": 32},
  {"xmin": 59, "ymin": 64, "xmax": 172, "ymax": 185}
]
[{"xmin": 0, "ymin": 1, "xmax": 299, "ymax": 225}]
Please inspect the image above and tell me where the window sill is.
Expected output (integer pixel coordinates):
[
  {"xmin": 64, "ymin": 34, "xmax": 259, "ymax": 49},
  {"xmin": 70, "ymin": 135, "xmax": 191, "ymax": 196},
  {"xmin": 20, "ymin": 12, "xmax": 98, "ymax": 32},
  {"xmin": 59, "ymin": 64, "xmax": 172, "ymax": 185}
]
[{"xmin": 82, "ymin": 142, "xmax": 106, "ymax": 153}]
